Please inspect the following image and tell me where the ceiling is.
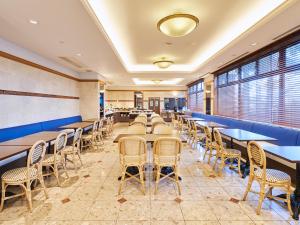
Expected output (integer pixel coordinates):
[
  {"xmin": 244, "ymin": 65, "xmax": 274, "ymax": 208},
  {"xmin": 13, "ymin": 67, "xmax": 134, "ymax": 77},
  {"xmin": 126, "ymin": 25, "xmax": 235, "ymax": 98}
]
[{"xmin": 0, "ymin": 0, "xmax": 300, "ymax": 87}]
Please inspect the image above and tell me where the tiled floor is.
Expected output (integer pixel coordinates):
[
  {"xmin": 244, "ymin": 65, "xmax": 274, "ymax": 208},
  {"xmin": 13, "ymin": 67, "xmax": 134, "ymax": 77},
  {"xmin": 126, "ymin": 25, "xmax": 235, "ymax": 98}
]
[{"xmin": 0, "ymin": 123, "xmax": 297, "ymax": 225}]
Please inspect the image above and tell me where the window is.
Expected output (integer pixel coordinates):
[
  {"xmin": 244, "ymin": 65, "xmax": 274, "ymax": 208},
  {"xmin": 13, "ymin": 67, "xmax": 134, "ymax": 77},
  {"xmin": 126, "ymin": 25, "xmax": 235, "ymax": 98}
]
[
  {"xmin": 228, "ymin": 69, "xmax": 239, "ymax": 83},
  {"xmin": 241, "ymin": 62, "xmax": 256, "ymax": 79},
  {"xmin": 286, "ymin": 42, "xmax": 300, "ymax": 67},
  {"xmin": 218, "ymin": 73, "xmax": 227, "ymax": 85},
  {"xmin": 187, "ymin": 80, "xmax": 204, "ymax": 112},
  {"xmin": 258, "ymin": 52, "xmax": 279, "ymax": 74},
  {"xmin": 215, "ymin": 32, "xmax": 300, "ymax": 128}
]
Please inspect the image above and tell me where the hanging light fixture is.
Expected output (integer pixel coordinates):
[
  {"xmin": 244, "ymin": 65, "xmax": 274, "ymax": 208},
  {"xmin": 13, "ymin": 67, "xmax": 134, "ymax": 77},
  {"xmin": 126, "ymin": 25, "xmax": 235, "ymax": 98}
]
[
  {"xmin": 153, "ymin": 58, "xmax": 174, "ymax": 69},
  {"xmin": 157, "ymin": 13, "xmax": 199, "ymax": 37},
  {"xmin": 152, "ymin": 80, "xmax": 162, "ymax": 84}
]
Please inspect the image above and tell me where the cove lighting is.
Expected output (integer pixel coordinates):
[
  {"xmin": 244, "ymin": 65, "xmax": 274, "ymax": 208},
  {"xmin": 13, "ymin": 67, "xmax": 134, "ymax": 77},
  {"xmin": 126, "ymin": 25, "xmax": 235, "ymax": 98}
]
[{"xmin": 83, "ymin": 0, "xmax": 286, "ymax": 73}]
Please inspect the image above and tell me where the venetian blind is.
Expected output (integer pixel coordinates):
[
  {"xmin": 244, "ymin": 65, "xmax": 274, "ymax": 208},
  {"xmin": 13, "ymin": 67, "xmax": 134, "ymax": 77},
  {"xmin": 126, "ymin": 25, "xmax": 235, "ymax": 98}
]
[{"xmin": 215, "ymin": 37, "xmax": 300, "ymax": 128}]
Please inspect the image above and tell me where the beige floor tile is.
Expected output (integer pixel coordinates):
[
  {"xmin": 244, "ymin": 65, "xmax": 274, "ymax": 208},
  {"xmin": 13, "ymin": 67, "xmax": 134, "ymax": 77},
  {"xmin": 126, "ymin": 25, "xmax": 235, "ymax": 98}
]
[
  {"xmin": 207, "ymin": 201, "xmax": 251, "ymax": 221},
  {"xmin": 218, "ymin": 221, "xmax": 255, "ymax": 225},
  {"xmin": 69, "ymin": 184, "xmax": 101, "ymax": 201},
  {"xmin": 84, "ymin": 201, "xmax": 120, "ymax": 221},
  {"xmin": 116, "ymin": 220, "xmax": 150, "ymax": 225},
  {"xmin": 151, "ymin": 201, "xmax": 184, "ymax": 221},
  {"xmin": 185, "ymin": 221, "xmax": 220, "ymax": 225},
  {"xmin": 118, "ymin": 201, "xmax": 150, "ymax": 220},
  {"xmin": 199, "ymin": 186, "xmax": 230, "ymax": 201},
  {"xmin": 151, "ymin": 221, "xmax": 185, "ymax": 225},
  {"xmin": 240, "ymin": 201, "xmax": 285, "ymax": 221},
  {"xmin": 180, "ymin": 201, "xmax": 217, "ymax": 221}
]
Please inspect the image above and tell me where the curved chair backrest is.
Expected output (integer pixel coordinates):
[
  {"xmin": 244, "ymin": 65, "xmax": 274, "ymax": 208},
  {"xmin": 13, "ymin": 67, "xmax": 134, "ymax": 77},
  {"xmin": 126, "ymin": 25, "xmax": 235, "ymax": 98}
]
[
  {"xmin": 213, "ymin": 129, "xmax": 224, "ymax": 154},
  {"xmin": 151, "ymin": 121, "xmax": 165, "ymax": 132},
  {"xmin": 27, "ymin": 140, "xmax": 47, "ymax": 169},
  {"xmin": 153, "ymin": 137, "xmax": 182, "ymax": 165},
  {"xmin": 151, "ymin": 113, "xmax": 160, "ymax": 119},
  {"xmin": 54, "ymin": 132, "xmax": 68, "ymax": 155},
  {"xmin": 203, "ymin": 126, "xmax": 212, "ymax": 140},
  {"xmin": 73, "ymin": 127, "xmax": 83, "ymax": 147},
  {"xmin": 135, "ymin": 116, "xmax": 147, "ymax": 124},
  {"xmin": 118, "ymin": 136, "xmax": 147, "ymax": 166},
  {"xmin": 191, "ymin": 121, "xmax": 198, "ymax": 131},
  {"xmin": 247, "ymin": 141, "xmax": 266, "ymax": 176},
  {"xmin": 131, "ymin": 121, "xmax": 146, "ymax": 127},
  {"xmin": 153, "ymin": 124, "xmax": 173, "ymax": 135},
  {"xmin": 128, "ymin": 123, "xmax": 147, "ymax": 134},
  {"xmin": 151, "ymin": 117, "xmax": 164, "ymax": 124},
  {"xmin": 92, "ymin": 120, "xmax": 99, "ymax": 132},
  {"xmin": 138, "ymin": 113, "xmax": 147, "ymax": 118}
]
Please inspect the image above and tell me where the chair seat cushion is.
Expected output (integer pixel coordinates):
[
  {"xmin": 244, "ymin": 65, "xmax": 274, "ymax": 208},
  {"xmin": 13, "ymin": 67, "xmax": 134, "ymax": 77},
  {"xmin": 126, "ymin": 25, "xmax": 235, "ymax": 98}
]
[
  {"xmin": 43, "ymin": 154, "xmax": 59, "ymax": 164},
  {"xmin": 254, "ymin": 168, "xmax": 291, "ymax": 183},
  {"xmin": 82, "ymin": 134, "xmax": 92, "ymax": 140},
  {"xmin": 62, "ymin": 146, "xmax": 76, "ymax": 154},
  {"xmin": 224, "ymin": 148, "xmax": 241, "ymax": 156},
  {"xmin": 2, "ymin": 167, "xmax": 37, "ymax": 182}
]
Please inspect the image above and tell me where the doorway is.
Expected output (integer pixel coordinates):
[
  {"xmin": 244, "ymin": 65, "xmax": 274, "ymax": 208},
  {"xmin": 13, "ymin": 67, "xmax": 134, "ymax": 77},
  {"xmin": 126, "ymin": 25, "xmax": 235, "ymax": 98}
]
[{"xmin": 148, "ymin": 97, "xmax": 160, "ymax": 114}]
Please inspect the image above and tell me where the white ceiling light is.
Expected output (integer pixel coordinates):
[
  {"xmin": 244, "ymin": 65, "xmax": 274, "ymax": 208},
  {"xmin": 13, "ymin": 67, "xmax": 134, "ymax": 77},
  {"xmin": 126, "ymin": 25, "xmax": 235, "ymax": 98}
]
[
  {"xmin": 250, "ymin": 42, "xmax": 257, "ymax": 46},
  {"xmin": 29, "ymin": 19, "xmax": 38, "ymax": 25},
  {"xmin": 153, "ymin": 59, "xmax": 174, "ymax": 69},
  {"xmin": 157, "ymin": 13, "xmax": 199, "ymax": 37},
  {"xmin": 133, "ymin": 78, "xmax": 183, "ymax": 85},
  {"xmin": 76, "ymin": 53, "xmax": 82, "ymax": 56}
]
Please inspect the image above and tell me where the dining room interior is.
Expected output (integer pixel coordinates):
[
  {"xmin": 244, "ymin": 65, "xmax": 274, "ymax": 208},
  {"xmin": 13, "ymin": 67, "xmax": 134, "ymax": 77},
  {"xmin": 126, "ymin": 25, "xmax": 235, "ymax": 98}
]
[{"xmin": 1, "ymin": 0, "xmax": 300, "ymax": 224}]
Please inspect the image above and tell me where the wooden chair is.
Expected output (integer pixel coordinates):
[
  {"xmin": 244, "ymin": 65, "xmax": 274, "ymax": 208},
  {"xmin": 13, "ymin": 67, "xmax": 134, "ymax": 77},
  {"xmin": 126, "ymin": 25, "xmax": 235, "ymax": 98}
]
[
  {"xmin": 243, "ymin": 141, "xmax": 292, "ymax": 215},
  {"xmin": 171, "ymin": 113, "xmax": 179, "ymax": 130},
  {"xmin": 153, "ymin": 124, "xmax": 173, "ymax": 135},
  {"xmin": 128, "ymin": 123, "xmax": 146, "ymax": 134},
  {"xmin": 190, "ymin": 121, "xmax": 205, "ymax": 149},
  {"xmin": 151, "ymin": 117, "xmax": 164, "ymax": 124},
  {"xmin": 81, "ymin": 120, "xmax": 99, "ymax": 151},
  {"xmin": 135, "ymin": 116, "xmax": 147, "ymax": 125},
  {"xmin": 151, "ymin": 121, "xmax": 166, "ymax": 133},
  {"xmin": 118, "ymin": 136, "xmax": 147, "ymax": 195},
  {"xmin": 62, "ymin": 128, "xmax": 83, "ymax": 171},
  {"xmin": 213, "ymin": 129, "xmax": 242, "ymax": 176},
  {"xmin": 1, "ymin": 140, "xmax": 48, "ymax": 212},
  {"xmin": 42, "ymin": 132, "xmax": 69, "ymax": 186},
  {"xmin": 203, "ymin": 126, "xmax": 217, "ymax": 163},
  {"xmin": 153, "ymin": 137, "xmax": 182, "ymax": 195}
]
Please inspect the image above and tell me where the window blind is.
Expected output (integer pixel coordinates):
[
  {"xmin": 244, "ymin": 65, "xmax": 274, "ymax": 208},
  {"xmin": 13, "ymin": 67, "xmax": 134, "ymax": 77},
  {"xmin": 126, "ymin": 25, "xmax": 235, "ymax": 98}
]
[
  {"xmin": 187, "ymin": 80, "xmax": 204, "ymax": 112},
  {"xmin": 215, "ymin": 35, "xmax": 300, "ymax": 128}
]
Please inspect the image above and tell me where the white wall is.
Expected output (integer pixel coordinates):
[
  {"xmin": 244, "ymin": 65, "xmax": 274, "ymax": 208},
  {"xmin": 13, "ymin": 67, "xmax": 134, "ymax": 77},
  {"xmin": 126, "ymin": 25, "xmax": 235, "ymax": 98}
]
[
  {"xmin": 79, "ymin": 82, "xmax": 99, "ymax": 120},
  {"xmin": 0, "ymin": 40, "xmax": 81, "ymax": 129}
]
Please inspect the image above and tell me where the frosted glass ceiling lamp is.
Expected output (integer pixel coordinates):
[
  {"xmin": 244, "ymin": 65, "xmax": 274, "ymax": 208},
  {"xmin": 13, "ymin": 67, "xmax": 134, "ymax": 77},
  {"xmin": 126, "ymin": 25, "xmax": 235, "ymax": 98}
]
[
  {"xmin": 157, "ymin": 13, "xmax": 199, "ymax": 37},
  {"xmin": 153, "ymin": 59, "xmax": 174, "ymax": 69}
]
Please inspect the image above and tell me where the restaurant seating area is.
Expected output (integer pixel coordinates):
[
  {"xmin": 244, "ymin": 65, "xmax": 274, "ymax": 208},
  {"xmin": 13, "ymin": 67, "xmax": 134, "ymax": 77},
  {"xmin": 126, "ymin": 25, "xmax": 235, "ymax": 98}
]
[{"xmin": 2, "ymin": 0, "xmax": 300, "ymax": 224}]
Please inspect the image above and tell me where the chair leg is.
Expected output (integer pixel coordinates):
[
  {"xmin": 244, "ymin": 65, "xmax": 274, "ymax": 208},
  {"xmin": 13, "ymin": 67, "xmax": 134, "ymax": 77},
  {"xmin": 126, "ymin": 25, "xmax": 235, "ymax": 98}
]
[
  {"xmin": 61, "ymin": 158, "xmax": 69, "ymax": 179},
  {"xmin": 155, "ymin": 166, "xmax": 161, "ymax": 194},
  {"xmin": 118, "ymin": 167, "xmax": 126, "ymax": 195},
  {"xmin": 54, "ymin": 165, "xmax": 61, "ymax": 187},
  {"xmin": 138, "ymin": 166, "xmax": 145, "ymax": 195},
  {"xmin": 0, "ymin": 181, "xmax": 6, "ymax": 212},
  {"xmin": 26, "ymin": 182, "xmax": 33, "ymax": 212},
  {"xmin": 287, "ymin": 184, "xmax": 292, "ymax": 215},
  {"xmin": 39, "ymin": 174, "xmax": 48, "ymax": 199},
  {"xmin": 72, "ymin": 153, "xmax": 77, "ymax": 171},
  {"xmin": 174, "ymin": 166, "xmax": 181, "ymax": 195},
  {"xmin": 237, "ymin": 157, "xmax": 242, "ymax": 177},
  {"xmin": 243, "ymin": 175, "xmax": 253, "ymax": 201},
  {"xmin": 218, "ymin": 157, "xmax": 225, "ymax": 176},
  {"xmin": 77, "ymin": 152, "xmax": 83, "ymax": 167},
  {"xmin": 213, "ymin": 155, "xmax": 218, "ymax": 170},
  {"xmin": 256, "ymin": 182, "xmax": 266, "ymax": 215}
]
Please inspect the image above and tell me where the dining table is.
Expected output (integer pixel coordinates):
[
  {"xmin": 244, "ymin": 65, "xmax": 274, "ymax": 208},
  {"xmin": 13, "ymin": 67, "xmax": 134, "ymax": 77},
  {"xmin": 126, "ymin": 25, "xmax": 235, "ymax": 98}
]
[
  {"xmin": 59, "ymin": 121, "xmax": 94, "ymax": 130},
  {"xmin": 0, "ymin": 145, "xmax": 31, "ymax": 161},
  {"xmin": 261, "ymin": 145, "xmax": 300, "ymax": 220},
  {"xmin": 219, "ymin": 128, "xmax": 277, "ymax": 178},
  {"xmin": 0, "ymin": 131, "xmax": 62, "ymax": 147},
  {"xmin": 184, "ymin": 117, "xmax": 204, "ymax": 122}
]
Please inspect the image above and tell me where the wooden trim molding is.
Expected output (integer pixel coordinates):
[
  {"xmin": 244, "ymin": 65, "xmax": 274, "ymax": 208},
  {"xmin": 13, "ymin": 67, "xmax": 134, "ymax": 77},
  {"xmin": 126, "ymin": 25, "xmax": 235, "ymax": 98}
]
[
  {"xmin": 0, "ymin": 51, "xmax": 104, "ymax": 83},
  {"xmin": 0, "ymin": 89, "xmax": 79, "ymax": 100}
]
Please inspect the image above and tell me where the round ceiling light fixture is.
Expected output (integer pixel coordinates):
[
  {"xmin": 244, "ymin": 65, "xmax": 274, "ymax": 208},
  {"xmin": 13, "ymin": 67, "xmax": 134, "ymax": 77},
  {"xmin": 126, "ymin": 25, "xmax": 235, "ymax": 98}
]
[
  {"xmin": 153, "ymin": 58, "xmax": 174, "ymax": 69},
  {"xmin": 157, "ymin": 13, "xmax": 199, "ymax": 37}
]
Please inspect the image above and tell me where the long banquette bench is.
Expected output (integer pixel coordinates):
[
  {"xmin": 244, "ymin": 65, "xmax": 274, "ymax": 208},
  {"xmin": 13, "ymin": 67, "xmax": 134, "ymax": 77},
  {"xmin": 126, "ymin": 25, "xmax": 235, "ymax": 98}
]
[
  {"xmin": 0, "ymin": 116, "xmax": 82, "ymax": 168},
  {"xmin": 191, "ymin": 112, "xmax": 300, "ymax": 180}
]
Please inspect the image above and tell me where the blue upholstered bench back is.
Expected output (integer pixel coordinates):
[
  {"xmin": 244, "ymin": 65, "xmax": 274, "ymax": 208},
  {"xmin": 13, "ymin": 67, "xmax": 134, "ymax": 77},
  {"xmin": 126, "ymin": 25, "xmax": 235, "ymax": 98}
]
[
  {"xmin": 191, "ymin": 112, "xmax": 300, "ymax": 146},
  {"xmin": 0, "ymin": 115, "xmax": 82, "ymax": 142}
]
